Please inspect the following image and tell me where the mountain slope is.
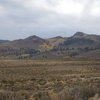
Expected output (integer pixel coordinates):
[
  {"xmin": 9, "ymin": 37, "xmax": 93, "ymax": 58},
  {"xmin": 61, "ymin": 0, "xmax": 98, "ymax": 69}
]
[
  {"xmin": 59, "ymin": 32, "xmax": 100, "ymax": 48},
  {"xmin": 0, "ymin": 32, "xmax": 100, "ymax": 59},
  {"xmin": 0, "ymin": 35, "xmax": 48, "ymax": 49},
  {"xmin": 46, "ymin": 36, "xmax": 66, "ymax": 46},
  {"xmin": 72, "ymin": 32, "xmax": 100, "ymax": 42}
]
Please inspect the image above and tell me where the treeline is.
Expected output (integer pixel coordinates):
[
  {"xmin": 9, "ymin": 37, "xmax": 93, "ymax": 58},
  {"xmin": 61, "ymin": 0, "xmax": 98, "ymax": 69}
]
[
  {"xmin": 0, "ymin": 47, "xmax": 39, "ymax": 56},
  {"xmin": 0, "ymin": 45, "xmax": 100, "ymax": 59},
  {"xmin": 52, "ymin": 46, "xmax": 100, "ymax": 52}
]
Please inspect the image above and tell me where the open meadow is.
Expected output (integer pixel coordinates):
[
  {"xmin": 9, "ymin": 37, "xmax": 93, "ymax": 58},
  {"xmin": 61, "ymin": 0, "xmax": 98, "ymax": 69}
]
[{"xmin": 0, "ymin": 59, "xmax": 99, "ymax": 100}]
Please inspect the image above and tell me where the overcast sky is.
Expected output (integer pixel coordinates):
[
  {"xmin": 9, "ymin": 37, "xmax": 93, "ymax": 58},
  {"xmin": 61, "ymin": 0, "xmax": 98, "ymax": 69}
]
[{"xmin": 0, "ymin": 0, "xmax": 100, "ymax": 40}]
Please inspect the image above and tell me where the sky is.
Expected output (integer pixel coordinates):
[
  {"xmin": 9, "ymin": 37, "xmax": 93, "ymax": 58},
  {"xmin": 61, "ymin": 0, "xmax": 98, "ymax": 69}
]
[{"xmin": 0, "ymin": 0, "xmax": 100, "ymax": 40}]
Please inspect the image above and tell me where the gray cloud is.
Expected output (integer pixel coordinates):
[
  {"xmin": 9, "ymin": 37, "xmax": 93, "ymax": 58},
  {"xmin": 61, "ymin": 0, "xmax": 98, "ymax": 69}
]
[{"xmin": 0, "ymin": 0, "xmax": 100, "ymax": 40}]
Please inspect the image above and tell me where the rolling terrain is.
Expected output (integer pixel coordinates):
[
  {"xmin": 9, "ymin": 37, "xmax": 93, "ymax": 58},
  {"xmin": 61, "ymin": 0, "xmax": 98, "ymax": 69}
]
[
  {"xmin": 0, "ymin": 32, "xmax": 100, "ymax": 59},
  {"xmin": 0, "ymin": 32, "xmax": 100, "ymax": 100}
]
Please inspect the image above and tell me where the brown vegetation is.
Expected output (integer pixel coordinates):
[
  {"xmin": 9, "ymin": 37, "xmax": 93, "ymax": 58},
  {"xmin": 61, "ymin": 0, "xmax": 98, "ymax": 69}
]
[{"xmin": 0, "ymin": 59, "xmax": 99, "ymax": 100}]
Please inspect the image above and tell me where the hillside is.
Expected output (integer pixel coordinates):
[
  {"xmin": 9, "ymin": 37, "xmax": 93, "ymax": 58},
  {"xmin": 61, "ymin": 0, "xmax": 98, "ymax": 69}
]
[
  {"xmin": 59, "ymin": 32, "xmax": 100, "ymax": 49},
  {"xmin": 0, "ymin": 32, "xmax": 100, "ymax": 59},
  {"xmin": 0, "ymin": 35, "xmax": 48, "ymax": 49},
  {"xmin": 73, "ymin": 32, "xmax": 100, "ymax": 42},
  {"xmin": 46, "ymin": 36, "xmax": 66, "ymax": 46}
]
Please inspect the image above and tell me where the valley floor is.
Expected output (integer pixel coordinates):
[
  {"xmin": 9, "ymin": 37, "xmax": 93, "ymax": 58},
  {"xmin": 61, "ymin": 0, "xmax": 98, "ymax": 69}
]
[{"xmin": 0, "ymin": 59, "xmax": 99, "ymax": 100}]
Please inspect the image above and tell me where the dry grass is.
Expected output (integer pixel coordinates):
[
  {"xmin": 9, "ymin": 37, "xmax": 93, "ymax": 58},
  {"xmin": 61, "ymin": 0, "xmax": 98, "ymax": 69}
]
[{"xmin": 0, "ymin": 59, "xmax": 99, "ymax": 100}]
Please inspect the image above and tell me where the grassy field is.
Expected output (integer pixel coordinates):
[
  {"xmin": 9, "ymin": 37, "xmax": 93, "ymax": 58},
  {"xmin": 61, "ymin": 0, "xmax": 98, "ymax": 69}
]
[{"xmin": 0, "ymin": 59, "xmax": 99, "ymax": 100}]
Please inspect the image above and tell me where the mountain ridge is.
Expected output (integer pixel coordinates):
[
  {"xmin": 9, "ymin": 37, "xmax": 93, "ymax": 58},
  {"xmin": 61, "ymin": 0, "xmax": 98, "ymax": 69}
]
[{"xmin": 0, "ymin": 32, "xmax": 100, "ymax": 59}]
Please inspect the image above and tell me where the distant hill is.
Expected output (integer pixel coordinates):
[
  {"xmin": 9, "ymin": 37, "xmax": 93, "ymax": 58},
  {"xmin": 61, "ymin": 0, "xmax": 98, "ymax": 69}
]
[
  {"xmin": 59, "ymin": 32, "xmax": 100, "ymax": 48},
  {"xmin": 0, "ymin": 40, "xmax": 9, "ymax": 43},
  {"xmin": 0, "ymin": 35, "xmax": 48, "ymax": 49},
  {"xmin": 0, "ymin": 32, "xmax": 100, "ymax": 59},
  {"xmin": 73, "ymin": 32, "xmax": 100, "ymax": 42}
]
